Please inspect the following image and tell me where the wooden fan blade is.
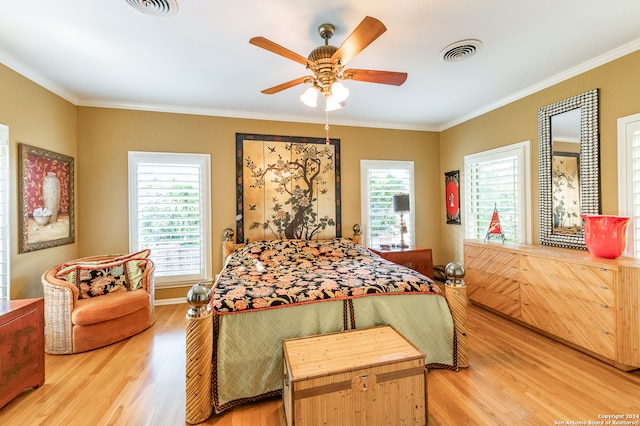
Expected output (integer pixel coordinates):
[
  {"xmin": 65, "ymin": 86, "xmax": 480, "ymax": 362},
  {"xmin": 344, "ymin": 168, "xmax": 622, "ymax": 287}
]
[
  {"xmin": 261, "ymin": 76, "xmax": 309, "ymax": 94},
  {"xmin": 250, "ymin": 37, "xmax": 312, "ymax": 67},
  {"xmin": 331, "ymin": 16, "xmax": 387, "ymax": 65},
  {"xmin": 343, "ymin": 69, "xmax": 408, "ymax": 86}
]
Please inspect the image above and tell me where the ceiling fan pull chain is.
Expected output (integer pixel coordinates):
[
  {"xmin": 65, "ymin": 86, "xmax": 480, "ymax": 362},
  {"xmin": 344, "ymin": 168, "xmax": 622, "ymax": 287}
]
[{"xmin": 325, "ymin": 111, "xmax": 330, "ymax": 144}]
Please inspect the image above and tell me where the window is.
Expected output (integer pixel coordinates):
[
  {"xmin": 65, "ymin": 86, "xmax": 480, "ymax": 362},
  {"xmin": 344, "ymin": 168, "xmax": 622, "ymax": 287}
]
[
  {"xmin": 464, "ymin": 141, "xmax": 531, "ymax": 243},
  {"xmin": 0, "ymin": 124, "xmax": 8, "ymax": 301},
  {"xmin": 128, "ymin": 152, "xmax": 211, "ymax": 287},
  {"xmin": 618, "ymin": 113, "xmax": 640, "ymax": 258},
  {"xmin": 360, "ymin": 160, "xmax": 415, "ymax": 248}
]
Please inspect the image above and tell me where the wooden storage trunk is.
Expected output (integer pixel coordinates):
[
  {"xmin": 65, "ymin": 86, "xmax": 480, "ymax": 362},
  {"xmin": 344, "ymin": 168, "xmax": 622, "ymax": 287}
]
[{"xmin": 282, "ymin": 325, "xmax": 427, "ymax": 426}]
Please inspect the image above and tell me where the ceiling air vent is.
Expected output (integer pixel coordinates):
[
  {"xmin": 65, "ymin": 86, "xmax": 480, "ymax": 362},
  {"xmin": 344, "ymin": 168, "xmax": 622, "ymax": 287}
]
[
  {"xmin": 439, "ymin": 39, "xmax": 483, "ymax": 63},
  {"xmin": 125, "ymin": 0, "xmax": 178, "ymax": 17}
]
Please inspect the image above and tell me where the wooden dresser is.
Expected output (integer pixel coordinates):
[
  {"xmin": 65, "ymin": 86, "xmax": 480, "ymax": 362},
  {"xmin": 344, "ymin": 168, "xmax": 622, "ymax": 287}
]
[
  {"xmin": 0, "ymin": 298, "xmax": 45, "ymax": 408},
  {"xmin": 464, "ymin": 240, "xmax": 640, "ymax": 371},
  {"xmin": 370, "ymin": 246, "xmax": 434, "ymax": 279}
]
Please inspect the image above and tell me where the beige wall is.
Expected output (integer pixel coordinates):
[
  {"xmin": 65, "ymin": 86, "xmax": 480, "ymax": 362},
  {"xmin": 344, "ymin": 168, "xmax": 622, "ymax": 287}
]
[
  {"xmin": 76, "ymin": 109, "xmax": 440, "ymax": 300},
  {"xmin": 439, "ymin": 50, "xmax": 640, "ymax": 264},
  {"xmin": 0, "ymin": 64, "xmax": 78, "ymax": 299},
  {"xmin": 3, "ymin": 48, "xmax": 639, "ymax": 301}
]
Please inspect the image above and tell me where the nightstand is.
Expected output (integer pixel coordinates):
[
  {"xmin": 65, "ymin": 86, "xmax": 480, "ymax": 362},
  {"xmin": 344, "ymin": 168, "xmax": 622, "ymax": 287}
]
[{"xmin": 370, "ymin": 246, "xmax": 434, "ymax": 279}]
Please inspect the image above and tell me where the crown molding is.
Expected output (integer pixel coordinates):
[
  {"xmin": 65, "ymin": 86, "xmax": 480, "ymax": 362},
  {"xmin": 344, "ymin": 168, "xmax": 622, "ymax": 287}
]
[
  {"xmin": 0, "ymin": 50, "xmax": 79, "ymax": 105},
  {"xmin": 4, "ymin": 37, "xmax": 639, "ymax": 134},
  {"xmin": 439, "ymin": 38, "xmax": 640, "ymax": 131},
  {"xmin": 76, "ymin": 98, "xmax": 440, "ymax": 132}
]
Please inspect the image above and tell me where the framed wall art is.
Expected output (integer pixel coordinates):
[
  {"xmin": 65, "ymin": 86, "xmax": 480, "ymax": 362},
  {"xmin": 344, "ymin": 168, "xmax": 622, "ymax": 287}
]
[
  {"xmin": 18, "ymin": 143, "xmax": 75, "ymax": 252},
  {"xmin": 236, "ymin": 133, "xmax": 341, "ymax": 244},
  {"xmin": 445, "ymin": 170, "xmax": 461, "ymax": 225},
  {"xmin": 551, "ymin": 151, "xmax": 581, "ymax": 234}
]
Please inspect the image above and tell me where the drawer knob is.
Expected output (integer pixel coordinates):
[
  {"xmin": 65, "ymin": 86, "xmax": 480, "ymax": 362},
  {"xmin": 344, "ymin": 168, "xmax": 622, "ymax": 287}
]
[
  {"xmin": 599, "ymin": 304, "xmax": 608, "ymax": 309},
  {"xmin": 601, "ymin": 329, "xmax": 609, "ymax": 334},
  {"xmin": 599, "ymin": 285, "xmax": 608, "ymax": 290},
  {"xmin": 522, "ymin": 301, "xmax": 529, "ymax": 305}
]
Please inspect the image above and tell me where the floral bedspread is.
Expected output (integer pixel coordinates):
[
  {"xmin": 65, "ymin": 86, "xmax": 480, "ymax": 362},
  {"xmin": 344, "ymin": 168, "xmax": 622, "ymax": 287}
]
[{"xmin": 212, "ymin": 238, "xmax": 441, "ymax": 314}]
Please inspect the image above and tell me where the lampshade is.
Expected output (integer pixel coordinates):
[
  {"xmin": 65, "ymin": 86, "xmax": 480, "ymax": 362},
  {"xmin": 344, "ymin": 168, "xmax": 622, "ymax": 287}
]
[
  {"xmin": 331, "ymin": 82, "xmax": 349, "ymax": 102},
  {"xmin": 300, "ymin": 87, "xmax": 318, "ymax": 107},
  {"xmin": 325, "ymin": 96, "xmax": 345, "ymax": 112},
  {"xmin": 393, "ymin": 193, "xmax": 410, "ymax": 212}
]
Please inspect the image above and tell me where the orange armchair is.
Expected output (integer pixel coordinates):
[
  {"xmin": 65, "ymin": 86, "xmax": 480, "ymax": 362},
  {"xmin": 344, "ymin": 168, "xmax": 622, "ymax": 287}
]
[{"xmin": 41, "ymin": 254, "xmax": 155, "ymax": 354}]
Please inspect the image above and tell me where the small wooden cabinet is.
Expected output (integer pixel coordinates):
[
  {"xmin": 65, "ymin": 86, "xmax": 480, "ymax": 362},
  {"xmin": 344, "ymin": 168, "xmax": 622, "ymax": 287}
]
[
  {"xmin": 370, "ymin": 246, "xmax": 434, "ymax": 279},
  {"xmin": 464, "ymin": 240, "xmax": 640, "ymax": 371},
  {"xmin": 0, "ymin": 298, "xmax": 45, "ymax": 408},
  {"xmin": 283, "ymin": 326, "xmax": 427, "ymax": 426}
]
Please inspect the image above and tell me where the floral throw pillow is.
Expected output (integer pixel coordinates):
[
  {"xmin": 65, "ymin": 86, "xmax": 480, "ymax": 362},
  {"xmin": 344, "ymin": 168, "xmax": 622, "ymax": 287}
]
[{"xmin": 55, "ymin": 255, "xmax": 149, "ymax": 299}]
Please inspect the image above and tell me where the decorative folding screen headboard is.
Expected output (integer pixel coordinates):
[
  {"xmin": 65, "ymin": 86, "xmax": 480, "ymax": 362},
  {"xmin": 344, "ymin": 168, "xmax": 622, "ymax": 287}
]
[{"xmin": 235, "ymin": 133, "xmax": 342, "ymax": 244}]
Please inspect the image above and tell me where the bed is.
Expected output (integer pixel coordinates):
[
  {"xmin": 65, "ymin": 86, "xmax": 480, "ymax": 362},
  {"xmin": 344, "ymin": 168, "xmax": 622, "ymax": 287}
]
[{"xmin": 186, "ymin": 236, "xmax": 458, "ymax": 417}]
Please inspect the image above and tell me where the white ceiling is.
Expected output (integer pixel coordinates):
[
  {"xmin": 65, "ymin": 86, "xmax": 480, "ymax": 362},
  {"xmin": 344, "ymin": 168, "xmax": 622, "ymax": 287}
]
[{"xmin": 1, "ymin": 0, "xmax": 639, "ymax": 131}]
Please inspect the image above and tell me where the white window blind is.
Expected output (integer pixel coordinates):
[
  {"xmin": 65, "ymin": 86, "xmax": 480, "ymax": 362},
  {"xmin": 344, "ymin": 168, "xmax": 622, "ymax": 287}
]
[
  {"xmin": 618, "ymin": 114, "xmax": 640, "ymax": 258},
  {"xmin": 360, "ymin": 160, "xmax": 415, "ymax": 248},
  {"xmin": 632, "ymin": 129, "xmax": 640, "ymax": 257},
  {"xmin": 465, "ymin": 141, "xmax": 531, "ymax": 243},
  {"xmin": 128, "ymin": 152, "xmax": 211, "ymax": 286},
  {"xmin": 0, "ymin": 124, "xmax": 8, "ymax": 301}
]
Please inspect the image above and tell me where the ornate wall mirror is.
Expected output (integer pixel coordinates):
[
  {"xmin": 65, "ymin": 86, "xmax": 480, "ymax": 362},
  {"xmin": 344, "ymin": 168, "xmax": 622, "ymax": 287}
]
[{"xmin": 538, "ymin": 89, "xmax": 599, "ymax": 250}]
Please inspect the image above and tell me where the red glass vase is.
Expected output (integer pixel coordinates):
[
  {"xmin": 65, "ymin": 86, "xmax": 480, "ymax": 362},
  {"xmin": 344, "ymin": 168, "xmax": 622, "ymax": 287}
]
[{"xmin": 581, "ymin": 214, "xmax": 631, "ymax": 259}]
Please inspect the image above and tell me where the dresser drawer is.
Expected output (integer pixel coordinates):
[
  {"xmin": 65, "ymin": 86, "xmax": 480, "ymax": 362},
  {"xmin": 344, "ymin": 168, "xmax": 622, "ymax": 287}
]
[
  {"xmin": 466, "ymin": 268, "xmax": 520, "ymax": 318},
  {"xmin": 464, "ymin": 245, "xmax": 519, "ymax": 280},
  {"xmin": 521, "ymin": 284, "xmax": 616, "ymax": 359},
  {"xmin": 520, "ymin": 255, "xmax": 615, "ymax": 306}
]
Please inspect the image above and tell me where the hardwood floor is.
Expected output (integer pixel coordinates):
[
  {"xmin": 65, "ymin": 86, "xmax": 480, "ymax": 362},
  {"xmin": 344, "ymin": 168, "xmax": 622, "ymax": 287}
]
[{"xmin": 1, "ymin": 303, "xmax": 638, "ymax": 425}]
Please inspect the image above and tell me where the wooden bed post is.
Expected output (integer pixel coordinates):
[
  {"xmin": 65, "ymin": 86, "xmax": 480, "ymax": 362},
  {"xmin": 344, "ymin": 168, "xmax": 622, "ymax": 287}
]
[
  {"xmin": 222, "ymin": 228, "xmax": 236, "ymax": 264},
  {"xmin": 351, "ymin": 223, "xmax": 362, "ymax": 245},
  {"xmin": 185, "ymin": 283, "xmax": 213, "ymax": 424},
  {"xmin": 444, "ymin": 262, "xmax": 469, "ymax": 368},
  {"xmin": 445, "ymin": 283, "xmax": 469, "ymax": 368}
]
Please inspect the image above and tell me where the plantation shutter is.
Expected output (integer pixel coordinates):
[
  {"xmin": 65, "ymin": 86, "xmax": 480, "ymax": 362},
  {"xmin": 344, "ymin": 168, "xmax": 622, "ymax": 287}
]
[
  {"xmin": 632, "ymin": 127, "xmax": 640, "ymax": 257},
  {"xmin": 466, "ymin": 154, "xmax": 520, "ymax": 242},
  {"xmin": 367, "ymin": 167, "xmax": 412, "ymax": 248},
  {"xmin": 129, "ymin": 152, "xmax": 211, "ymax": 285}
]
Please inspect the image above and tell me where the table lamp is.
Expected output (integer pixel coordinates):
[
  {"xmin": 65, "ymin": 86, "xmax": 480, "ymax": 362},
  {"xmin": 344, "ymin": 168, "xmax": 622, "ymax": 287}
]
[{"xmin": 393, "ymin": 193, "xmax": 410, "ymax": 248}]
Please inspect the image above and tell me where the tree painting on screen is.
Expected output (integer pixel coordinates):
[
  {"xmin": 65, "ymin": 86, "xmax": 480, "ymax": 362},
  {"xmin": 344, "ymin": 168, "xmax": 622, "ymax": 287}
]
[
  {"xmin": 236, "ymin": 134, "xmax": 341, "ymax": 244},
  {"xmin": 551, "ymin": 151, "xmax": 581, "ymax": 234}
]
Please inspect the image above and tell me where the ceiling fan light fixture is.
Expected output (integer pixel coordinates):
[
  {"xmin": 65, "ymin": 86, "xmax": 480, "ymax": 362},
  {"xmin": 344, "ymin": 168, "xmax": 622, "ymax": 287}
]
[
  {"xmin": 330, "ymin": 82, "xmax": 349, "ymax": 103},
  {"xmin": 251, "ymin": 16, "xmax": 404, "ymax": 117},
  {"xmin": 325, "ymin": 96, "xmax": 345, "ymax": 112},
  {"xmin": 300, "ymin": 87, "xmax": 319, "ymax": 107}
]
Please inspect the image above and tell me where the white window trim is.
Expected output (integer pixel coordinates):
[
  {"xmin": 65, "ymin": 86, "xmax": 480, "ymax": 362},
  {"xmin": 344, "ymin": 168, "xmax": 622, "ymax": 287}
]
[
  {"xmin": 617, "ymin": 113, "xmax": 640, "ymax": 258},
  {"xmin": 0, "ymin": 124, "xmax": 9, "ymax": 301},
  {"xmin": 464, "ymin": 141, "xmax": 532, "ymax": 244},
  {"xmin": 128, "ymin": 151, "xmax": 212, "ymax": 287},
  {"xmin": 360, "ymin": 160, "xmax": 416, "ymax": 248}
]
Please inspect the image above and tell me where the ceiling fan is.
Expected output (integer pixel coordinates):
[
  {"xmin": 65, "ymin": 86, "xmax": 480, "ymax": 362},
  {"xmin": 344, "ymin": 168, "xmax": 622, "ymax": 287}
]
[{"xmin": 249, "ymin": 16, "xmax": 408, "ymax": 111}]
